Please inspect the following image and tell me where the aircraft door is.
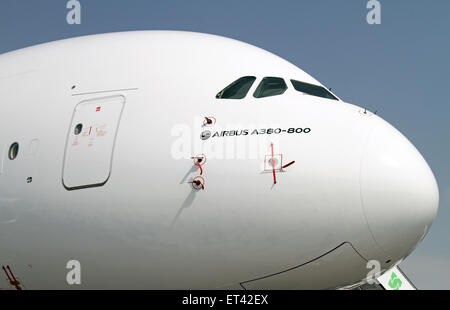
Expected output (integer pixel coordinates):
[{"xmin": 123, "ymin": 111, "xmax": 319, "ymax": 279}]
[{"xmin": 62, "ymin": 95, "xmax": 125, "ymax": 190}]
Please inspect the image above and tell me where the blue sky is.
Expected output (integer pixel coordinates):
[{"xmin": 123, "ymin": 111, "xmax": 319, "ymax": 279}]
[{"xmin": 1, "ymin": 0, "xmax": 449, "ymax": 289}]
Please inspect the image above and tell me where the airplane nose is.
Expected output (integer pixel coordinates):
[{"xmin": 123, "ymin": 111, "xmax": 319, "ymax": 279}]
[{"xmin": 360, "ymin": 120, "xmax": 439, "ymax": 262}]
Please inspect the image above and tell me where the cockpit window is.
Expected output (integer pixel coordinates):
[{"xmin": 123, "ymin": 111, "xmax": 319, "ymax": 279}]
[
  {"xmin": 253, "ymin": 77, "xmax": 287, "ymax": 98},
  {"xmin": 291, "ymin": 79, "xmax": 338, "ymax": 101},
  {"xmin": 216, "ymin": 76, "xmax": 256, "ymax": 99}
]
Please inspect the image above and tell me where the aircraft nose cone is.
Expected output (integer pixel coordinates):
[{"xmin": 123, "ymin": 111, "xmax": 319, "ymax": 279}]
[{"xmin": 361, "ymin": 121, "xmax": 439, "ymax": 262}]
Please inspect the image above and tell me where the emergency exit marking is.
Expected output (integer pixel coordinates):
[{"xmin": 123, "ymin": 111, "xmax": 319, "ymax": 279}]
[{"xmin": 63, "ymin": 95, "xmax": 125, "ymax": 190}]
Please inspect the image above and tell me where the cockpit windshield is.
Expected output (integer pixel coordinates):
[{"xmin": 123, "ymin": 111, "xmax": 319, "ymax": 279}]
[
  {"xmin": 253, "ymin": 77, "xmax": 287, "ymax": 98},
  {"xmin": 216, "ymin": 76, "xmax": 256, "ymax": 99},
  {"xmin": 290, "ymin": 79, "xmax": 338, "ymax": 101},
  {"xmin": 215, "ymin": 76, "xmax": 339, "ymax": 101}
]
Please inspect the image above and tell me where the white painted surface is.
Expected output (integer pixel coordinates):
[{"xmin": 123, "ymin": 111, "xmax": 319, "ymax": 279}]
[
  {"xmin": 63, "ymin": 95, "xmax": 125, "ymax": 189},
  {"xmin": 0, "ymin": 31, "xmax": 438, "ymax": 289}
]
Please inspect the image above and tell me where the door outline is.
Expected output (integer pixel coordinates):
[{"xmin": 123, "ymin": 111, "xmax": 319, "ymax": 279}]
[{"xmin": 62, "ymin": 95, "xmax": 125, "ymax": 191}]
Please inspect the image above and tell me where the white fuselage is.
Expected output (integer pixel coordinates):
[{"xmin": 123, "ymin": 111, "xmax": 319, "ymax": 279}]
[{"xmin": 0, "ymin": 31, "xmax": 439, "ymax": 289}]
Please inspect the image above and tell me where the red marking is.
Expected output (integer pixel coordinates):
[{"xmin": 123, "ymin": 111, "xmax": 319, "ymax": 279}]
[
  {"xmin": 271, "ymin": 143, "xmax": 277, "ymax": 184},
  {"xmin": 6, "ymin": 266, "xmax": 18, "ymax": 282},
  {"xmin": 2, "ymin": 266, "xmax": 22, "ymax": 290},
  {"xmin": 203, "ymin": 116, "xmax": 216, "ymax": 126},
  {"xmin": 282, "ymin": 161, "xmax": 296, "ymax": 169},
  {"xmin": 264, "ymin": 154, "xmax": 282, "ymax": 172},
  {"xmin": 196, "ymin": 161, "xmax": 203, "ymax": 175},
  {"xmin": 191, "ymin": 176, "xmax": 205, "ymax": 190},
  {"xmin": 88, "ymin": 126, "xmax": 92, "ymax": 135},
  {"xmin": 2, "ymin": 266, "xmax": 12, "ymax": 283},
  {"xmin": 192, "ymin": 154, "xmax": 207, "ymax": 166},
  {"xmin": 96, "ymin": 125, "xmax": 107, "ymax": 137},
  {"xmin": 192, "ymin": 180, "xmax": 204, "ymax": 190},
  {"xmin": 96, "ymin": 106, "xmax": 101, "ymax": 112}
]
